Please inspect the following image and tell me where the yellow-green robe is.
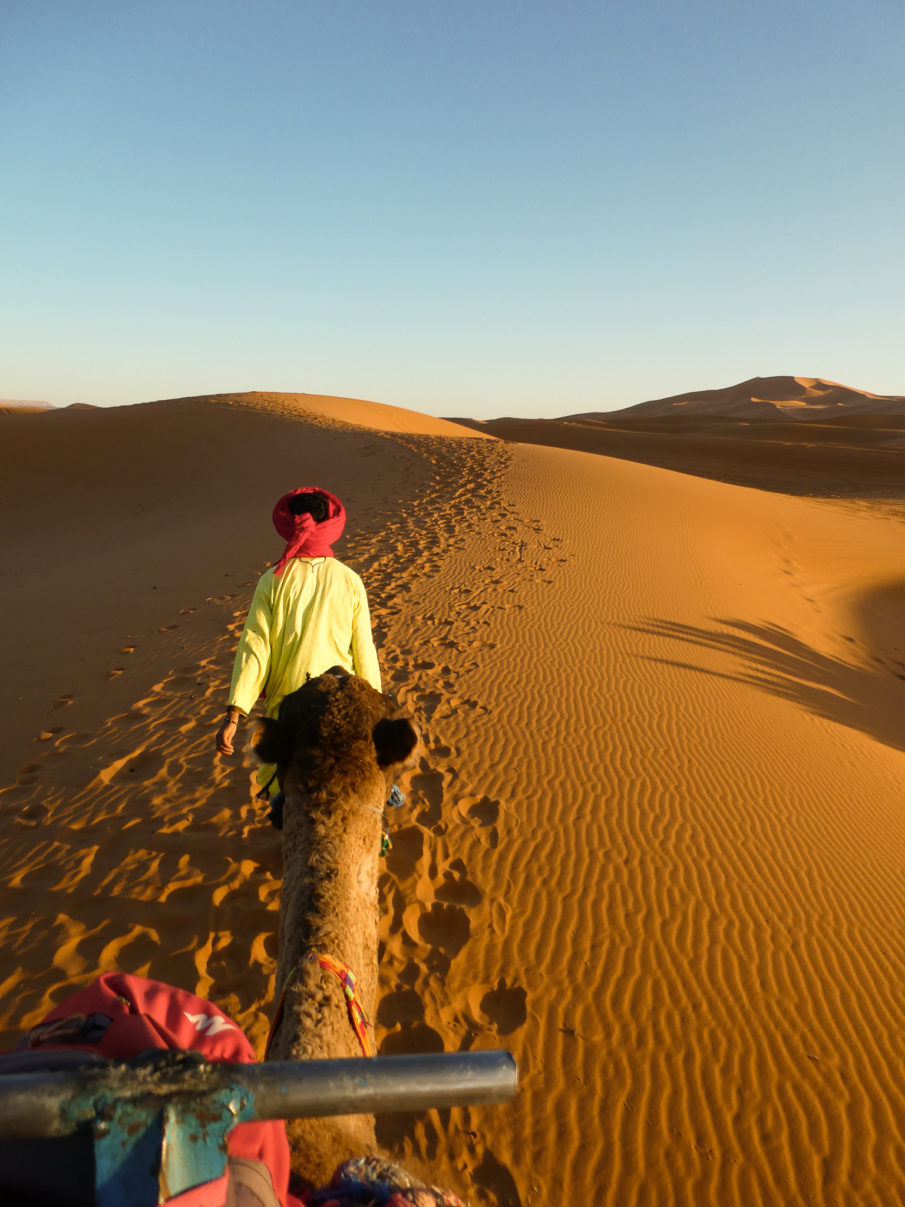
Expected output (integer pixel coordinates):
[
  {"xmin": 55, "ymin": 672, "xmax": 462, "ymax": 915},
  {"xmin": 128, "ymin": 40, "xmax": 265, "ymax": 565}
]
[{"xmin": 228, "ymin": 557, "xmax": 381, "ymax": 785}]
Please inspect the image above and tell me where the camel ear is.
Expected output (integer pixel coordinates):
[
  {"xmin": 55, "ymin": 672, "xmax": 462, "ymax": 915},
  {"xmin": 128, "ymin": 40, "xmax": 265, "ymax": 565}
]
[
  {"xmin": 253, "ymin": 717, "xmax": 290, "ymax": 766},
  {"xmin": 373, "ymin": 717, "xmax": 419, "ymax": 769}
]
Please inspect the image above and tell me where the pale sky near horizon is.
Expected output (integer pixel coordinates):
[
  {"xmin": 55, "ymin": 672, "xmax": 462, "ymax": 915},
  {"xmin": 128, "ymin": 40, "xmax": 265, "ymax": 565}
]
[{"xmin": 2, "ymin": 1, "xmax": 903, "ymax": 418}]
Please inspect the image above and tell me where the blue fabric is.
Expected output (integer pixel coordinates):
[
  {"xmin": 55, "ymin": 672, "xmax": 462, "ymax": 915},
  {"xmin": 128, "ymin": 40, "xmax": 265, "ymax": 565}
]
[{"xmin": 268, "ymin": 792, "xmax": 285, "ymax": 830}]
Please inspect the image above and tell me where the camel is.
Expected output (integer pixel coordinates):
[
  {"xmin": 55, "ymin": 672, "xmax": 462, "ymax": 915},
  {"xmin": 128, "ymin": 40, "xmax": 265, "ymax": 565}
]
[{"xmin": 253, "ymin": 666, "xmax": 419, "ymax": 1185}]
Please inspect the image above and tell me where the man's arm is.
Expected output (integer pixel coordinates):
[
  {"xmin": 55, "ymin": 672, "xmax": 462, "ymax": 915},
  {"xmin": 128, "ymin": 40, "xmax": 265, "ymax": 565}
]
[
  {"xmin": 216, "ymin": 573, "xmax": 273, "ymax": 756},
  {"xmin": 350, "ymin": 581, "xmax": 381, "ymax": 692}
]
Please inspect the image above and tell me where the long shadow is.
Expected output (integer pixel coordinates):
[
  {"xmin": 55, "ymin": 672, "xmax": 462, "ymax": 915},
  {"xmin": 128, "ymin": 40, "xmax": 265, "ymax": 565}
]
[{"xmin": 625, "ymin": 596, "xmax": 905, "ymax": 755}]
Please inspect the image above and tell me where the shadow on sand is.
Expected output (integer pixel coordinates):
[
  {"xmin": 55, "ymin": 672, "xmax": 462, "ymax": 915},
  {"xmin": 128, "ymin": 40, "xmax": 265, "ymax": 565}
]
[{"xmin": 626, "ymin": 581, "xmax": 905, "ymax": 755}]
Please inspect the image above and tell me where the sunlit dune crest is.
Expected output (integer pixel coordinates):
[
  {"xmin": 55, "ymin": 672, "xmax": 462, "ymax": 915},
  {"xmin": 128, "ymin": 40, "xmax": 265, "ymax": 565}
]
[
  {"xmin": 1, "ymin": 384, "xmax": 905, "ymax": 1205},
  {"xmin": 147, "ymin": 390, "xmax": 494, "ymax": 438}
]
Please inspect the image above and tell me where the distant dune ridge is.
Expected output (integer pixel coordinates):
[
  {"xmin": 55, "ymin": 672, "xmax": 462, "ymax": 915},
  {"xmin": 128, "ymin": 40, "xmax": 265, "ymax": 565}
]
[
  {"xmin": 453, "ymin": 374, "xmax": 905, "ymax": 500},
  {"xmin": 2, "ymin": 382, "xmax": 905, "ymax": 1205},
  {"xmin": 0, "ymin": 398, "xmax": 53, "ymax": 414},
  {"xmin": 580, "ymin": 374, "xmax": 905, "ymax": 422}
]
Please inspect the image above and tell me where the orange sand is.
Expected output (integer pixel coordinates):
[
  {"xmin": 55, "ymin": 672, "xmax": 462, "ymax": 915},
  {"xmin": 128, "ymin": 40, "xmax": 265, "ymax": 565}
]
[{"xmin": 2, "ymin": 388, "xmax": 905, "ymax": 1205}]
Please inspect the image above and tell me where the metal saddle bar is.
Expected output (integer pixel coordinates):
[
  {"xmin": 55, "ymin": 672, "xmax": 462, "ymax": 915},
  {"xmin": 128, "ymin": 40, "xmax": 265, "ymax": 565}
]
[{"xmin": 0, "ymin": 1049, "xmax": 518, "ymax": 1140}]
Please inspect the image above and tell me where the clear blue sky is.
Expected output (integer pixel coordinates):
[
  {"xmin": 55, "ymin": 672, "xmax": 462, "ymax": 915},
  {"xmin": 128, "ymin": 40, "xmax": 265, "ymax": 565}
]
[{"xmin": 2, "ymin": 1, "xmax": 903, "ymax": 417}]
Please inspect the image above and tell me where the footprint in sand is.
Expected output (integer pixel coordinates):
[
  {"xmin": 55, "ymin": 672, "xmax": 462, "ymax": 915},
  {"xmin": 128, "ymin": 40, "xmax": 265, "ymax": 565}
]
[
  {"xmin": 409, "ymin": 766, "xmax": 446, "ymax": 828},
  {"xmin": 17, "ymin": 763, "xmax": 41, "ymax": 785},
  {"xmin": 395, "ymin": 959, "xmax": 421, "ymax": 988},
  {"xmin": 435, "ymin": 867, "xmax": 483, "ymax": 909},
  {"xmin": 479, "ymin": 979, "xmax": 528, "ymax": 1036},
  {"xmin": 384, "ymin": 824, "xmax": 424, "ymax": 877},
  {"xmin": 378, "ymin": 1022, "xmax": 444, "ymax": 1056},
  {"xmin": 377, "ymin": 987, "xmax": 424, "ymax": 1028},
  {"xmin": 56, "ymin": 731, "xmax": 93, "ymax": 751},
  {"xmin": 467, "ymin": 795, "xmax": 499, "ymax": 826},
  {"xmin": 112, "ymin": 749, "xmax": 166, "ymax": 783},
  {"xmin": 472, "ymin": 1149, "xmax": 523, "ymax": 1207},
  {"xmin": 449, "ymin": 793, "xmax": 501, "ymax": 849},
  {"xmin": 167, "ymin": 674, "xmax": 201, "ymax": 690},
  {"xmin": 416, "ymin": 690, "xmax": 443, "ymax": 721},
  {"xmin": 415, "ymin": 901, "xmax": 471, "ymax": 958},
  {"xmin": 427, "ymin": 741, "xmax": 454, "ymax": 759},
  {"xmin": 16, "ymin": 801, "xmax": 49, "ymax": 828}
]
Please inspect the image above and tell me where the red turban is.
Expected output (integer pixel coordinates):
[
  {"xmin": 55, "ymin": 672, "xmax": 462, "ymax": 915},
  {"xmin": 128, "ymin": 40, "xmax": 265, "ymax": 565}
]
[{"xmin": 271, "ymin": 487, "xmax": 346, "ymax": 576}]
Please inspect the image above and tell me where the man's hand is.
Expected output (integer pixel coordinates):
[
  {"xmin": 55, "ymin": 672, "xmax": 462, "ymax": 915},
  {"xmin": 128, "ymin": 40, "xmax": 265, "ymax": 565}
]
[{"xmin": 216, "ymin": 709, "xmax": 242, "ymax": 755}]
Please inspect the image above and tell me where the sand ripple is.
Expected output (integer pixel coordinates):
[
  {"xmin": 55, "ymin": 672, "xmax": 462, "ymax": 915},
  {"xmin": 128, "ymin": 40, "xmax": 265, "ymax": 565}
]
[{"xmin": 3, "ymin": 400, "xmax": 905, "ymax": 1205}]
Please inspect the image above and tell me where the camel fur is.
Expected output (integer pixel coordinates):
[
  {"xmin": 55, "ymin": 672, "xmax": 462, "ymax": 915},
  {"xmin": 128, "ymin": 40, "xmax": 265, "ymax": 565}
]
[{"xmin": 254, "ymin": 667, "xmax": 419, "ymax": 1184}]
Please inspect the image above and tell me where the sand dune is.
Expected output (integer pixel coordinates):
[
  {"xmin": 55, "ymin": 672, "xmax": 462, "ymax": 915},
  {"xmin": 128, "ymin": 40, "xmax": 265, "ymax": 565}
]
[
  {"xmin": 583, "ymin": 374, "xmax": 905, "ymax": 421},
  {"xmin": 455, "ymin": 376, "xmax": 905, "ymax": 501},
  {"xmin": 0, "ymin": 400, "xmax": 53, "ymax": 415},
  {"xmin": 2, "ymin": 388, "xmax": 905, "ymax": 1205}
]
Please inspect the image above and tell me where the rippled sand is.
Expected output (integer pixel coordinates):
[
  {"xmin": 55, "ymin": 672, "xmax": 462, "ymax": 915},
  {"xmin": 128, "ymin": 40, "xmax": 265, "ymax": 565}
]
[{"xmin": 2, "ymin": 390, "xmax": 905, "ymax": 1205}]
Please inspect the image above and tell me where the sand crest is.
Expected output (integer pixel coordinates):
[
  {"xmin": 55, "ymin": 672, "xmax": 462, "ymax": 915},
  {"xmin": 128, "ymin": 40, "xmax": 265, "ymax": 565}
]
[{"xmin": 2, "ymin": 389, "xmax": 905, "ymax": 1205}]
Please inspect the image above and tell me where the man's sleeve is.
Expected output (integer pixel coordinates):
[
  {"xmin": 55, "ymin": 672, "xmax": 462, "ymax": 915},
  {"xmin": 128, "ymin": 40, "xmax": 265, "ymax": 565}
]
[
  {"xmin": 228, "ymin": 576, "xmax": 274, "ymax": 715},
  {"xmin": 351, "ymin": 581, "xmax": 381, "ymax": 692}
]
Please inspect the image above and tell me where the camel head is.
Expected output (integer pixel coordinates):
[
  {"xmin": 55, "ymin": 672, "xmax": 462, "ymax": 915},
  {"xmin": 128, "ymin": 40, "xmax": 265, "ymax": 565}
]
[{"xmin": 253, "ymin": 667, "xmax": 419, "ymax": 810}]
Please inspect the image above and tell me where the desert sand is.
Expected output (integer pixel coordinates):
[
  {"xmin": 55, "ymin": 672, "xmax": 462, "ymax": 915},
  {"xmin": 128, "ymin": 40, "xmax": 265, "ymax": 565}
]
[{"xmin": 2, "ymin": 386, "xmax": 905, "ymax": 1205}]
